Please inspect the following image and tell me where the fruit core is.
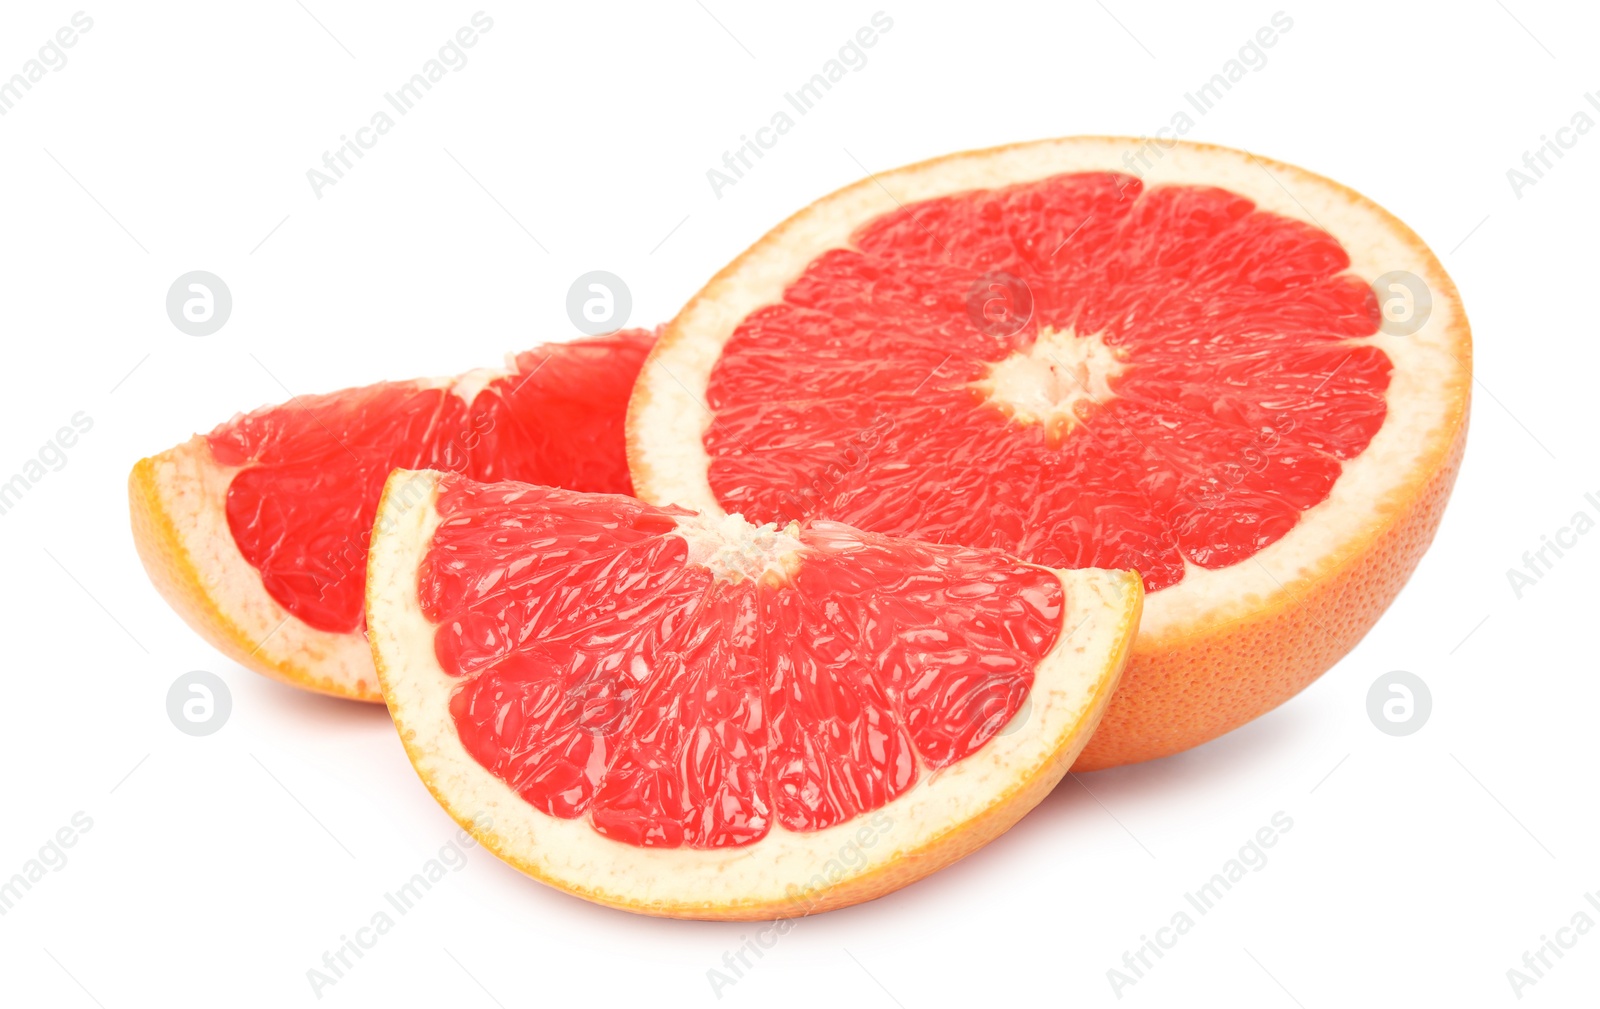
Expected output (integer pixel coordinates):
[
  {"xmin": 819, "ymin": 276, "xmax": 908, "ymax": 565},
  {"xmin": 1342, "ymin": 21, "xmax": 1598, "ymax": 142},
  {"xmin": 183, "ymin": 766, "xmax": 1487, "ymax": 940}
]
[
  {"xmin": 675, "ymin": 512, "xmax": 804, "ymax": 584},
  {"xmin": 973, "ymin": 326, "xmax": 1126, "ymax": 440}
]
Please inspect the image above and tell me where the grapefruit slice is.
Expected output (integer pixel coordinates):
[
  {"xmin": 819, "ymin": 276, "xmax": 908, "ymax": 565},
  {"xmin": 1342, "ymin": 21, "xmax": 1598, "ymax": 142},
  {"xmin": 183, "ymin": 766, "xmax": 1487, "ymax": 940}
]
[
  {"xmin": 629, "ymin": 137, "xmax": 1471, "ymax": 770},
  {"xmin": 130, "ymin": 329, "xmax": 654, "ymax": 701},
  {"xmin": 366, "ymin": 470, "xmax": 1141, "ymax": 918}
]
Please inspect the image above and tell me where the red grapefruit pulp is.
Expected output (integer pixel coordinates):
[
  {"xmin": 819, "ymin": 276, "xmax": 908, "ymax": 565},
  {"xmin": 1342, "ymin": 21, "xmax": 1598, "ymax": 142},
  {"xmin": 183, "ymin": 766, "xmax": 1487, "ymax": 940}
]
[
  {"xmin": 130, "ymin": 329, "xmax": 655, "ymax": 699},
  {"xmin": 368, "ymin": 471, "xmax": 1142, "ymax": 915},
  {"xmin": 700, "ymin": 173, "xmax": 1388, "ymax": 585}
]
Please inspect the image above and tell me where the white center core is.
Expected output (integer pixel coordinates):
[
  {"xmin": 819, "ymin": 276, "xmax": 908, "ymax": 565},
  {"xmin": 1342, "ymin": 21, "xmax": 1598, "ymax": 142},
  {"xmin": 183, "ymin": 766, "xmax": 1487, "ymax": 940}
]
[
  {"xmin": 422, "ymin": 352, "xmax": 524, "ymax": 402},
  {"xmin": 973, "ymin": 327, "xmax": 1126, "ymax": 435},
  {"xmin": 675, "ymin": 512, "xmax": 804, "ymax": 583}
]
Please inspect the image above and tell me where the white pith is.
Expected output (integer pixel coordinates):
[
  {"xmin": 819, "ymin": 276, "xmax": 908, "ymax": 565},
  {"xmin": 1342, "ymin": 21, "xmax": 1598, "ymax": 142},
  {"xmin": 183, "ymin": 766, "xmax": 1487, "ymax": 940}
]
[
  {"xmin": 144, "ymin": 436, "xmax": 377, "ymax": 694},
  {"xmin": 674, "ymin": 512, "xmax": 804, "ymax": 583},
  {"xmin": 367, "ymin": 471, "xmax": 1141, "ymax": 916},
  {"xmin": 628, "ymin": 137, "xmax": 1471, "ymax": 645},
  {"xmin": 420, "ymin": 355, "xmax": 519, "ymax": 402},
  {"xmin": 973, "ymin": 326, "xmax": 1126, "ymax": 435}
]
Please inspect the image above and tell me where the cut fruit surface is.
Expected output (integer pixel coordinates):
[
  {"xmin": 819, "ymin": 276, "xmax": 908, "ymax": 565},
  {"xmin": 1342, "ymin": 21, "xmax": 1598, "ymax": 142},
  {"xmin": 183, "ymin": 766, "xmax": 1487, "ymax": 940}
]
[
  {"xmin": 629, "ymin": 137, "xmax": 1471, "ymax": 770},
  {"xmin": 130, "ymin": 330, "xmax": 654, "ymax": 700},
  {"xmin": 367, "ymin": 470, "xmax": 1141, "ymax": 918}
]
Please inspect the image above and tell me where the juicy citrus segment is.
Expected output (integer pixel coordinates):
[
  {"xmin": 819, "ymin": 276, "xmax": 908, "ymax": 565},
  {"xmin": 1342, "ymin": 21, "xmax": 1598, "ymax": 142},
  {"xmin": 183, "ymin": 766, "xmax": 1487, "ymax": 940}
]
[
  {"xmin": 420, "ymin": 475, "xmax": 1065, "ymax": 848},
  {"xmin": 628, "ymin": 137, "xmax": 1471, "ymax": 770},
  {"xmin": 368, "ymin": 470, "xmax": 1142, "ymax": 917},
  {"xmin": 129, "ymin": 330, "xmax": 654, "ymax": 700},
  {"xmin": 702, "ymin": 173, "xmax": 1390, "ymax": 591},
  {"xmin": 212, "ymin": 332, "xmax": 654, "ymax": 634}
]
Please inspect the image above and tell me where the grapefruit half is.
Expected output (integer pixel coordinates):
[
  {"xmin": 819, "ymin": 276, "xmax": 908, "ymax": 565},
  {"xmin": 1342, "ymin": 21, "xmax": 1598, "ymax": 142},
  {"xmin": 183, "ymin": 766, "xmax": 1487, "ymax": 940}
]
[
  {"xmin": 366, "ymin": 470, "xmax": 1142, "ymax": 918},
  {"xmin": 629, "ymin": 137, "xmax": 1471, "ymax": 770},
  {"xmin": 130, "ymin": 330, "xmax": 654, "ymax": 701}
]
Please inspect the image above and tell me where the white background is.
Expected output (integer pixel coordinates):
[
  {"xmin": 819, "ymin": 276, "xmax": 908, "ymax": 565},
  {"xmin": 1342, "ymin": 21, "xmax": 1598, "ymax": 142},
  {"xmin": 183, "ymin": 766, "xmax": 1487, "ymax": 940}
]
[{"xmin": 1, "ymin": 1, "xmax": 1596, "ymax": 1006}]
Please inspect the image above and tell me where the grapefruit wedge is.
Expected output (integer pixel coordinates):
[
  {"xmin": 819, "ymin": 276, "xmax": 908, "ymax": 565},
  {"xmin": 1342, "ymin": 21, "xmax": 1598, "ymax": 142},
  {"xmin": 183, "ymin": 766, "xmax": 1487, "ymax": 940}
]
[
  {"xmin": 130, "ymin": 330, "xmax": 653, "ymax": 701},
  {"xmin": 366, "ymin": 470, "xmax": 1142, "ymax": 918},
  {"xmin": 630, "ymin": 137, "xmax": 1471, "ymax": 770}
]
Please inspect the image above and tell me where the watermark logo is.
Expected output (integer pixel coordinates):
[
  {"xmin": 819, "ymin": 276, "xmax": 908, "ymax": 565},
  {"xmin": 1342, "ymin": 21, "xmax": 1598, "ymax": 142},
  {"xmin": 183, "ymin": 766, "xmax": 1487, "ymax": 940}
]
[
  {"xmin": 1106, "ymin": 811, "xmax": 1294, "ymax": 998},
  {"xmin": 305, "ymin": 13, "xmax": 495, "ymax": 199},
  {"xmin": 1506, "ymin": 93, "xmax": 1599, "ymax": 199},
  {"xmin": 707, "ymin": 812, "xmax": 894, "ymax": 998},
  {"xmin": 166, "ymin": 271, "xmax": 232, "ymax": 336},
  {"xmin": 1506, "ymin": 491, "xmax": 1600, "ymax": 599},
  {"xmin": 1192, "ymin": 410, "xmax": 1297, "ymax": 512},
  {"xmin": 773, "ymin": 410, "xmax": 894, "ymax": 520},
  {"xmin": 566, "ymin": 270, "xmax": 632, "ymax": 334},
  {"xmin": 0, "ymin": 811, "xmax": 93, "ymax": 916},
  {"xmin": 167, "ymin": 670, "xmax": 232, "ymax": 737},
  {"xmin": 1372, "ymin": 270, "xmax": 1431, "ymax": 336},
  {"xmin": 0, "ymin": 412, "xmax": 93, "ymax": 518},
  {"xmin": 706, "ymin": 12, "xmax": 895, "ymax": 198},
  {"xmin": 965, "ymin": 271, "xmax": 1034, "ymax": 338},
  {"xmin": 0, "ymin": 12, "xmax": 94, "ymax": 118},
  {"xmin": 1118, "ymin": 12, "xmax": 1295, "ymax": 178},
  {"xmin": 306, "ymin": 814, "xmax": 491, "ymax": 999},
  {"xmin": 1366, "ymin": 670, "xmax": 1430, "ymax": 737},
  {"xmin": 1506, "ymin": 892, "xmax": 1600, "ymax": 998},
  {"xmin": 999, "ymin": 693, "xmax": 1032, "ymax": 737},
  {"xmin": 569, "ymin": 673, "xmax": 636, "ymax": 737}
]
